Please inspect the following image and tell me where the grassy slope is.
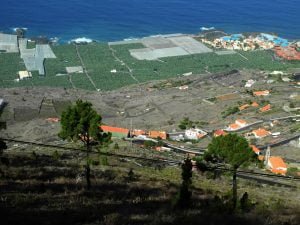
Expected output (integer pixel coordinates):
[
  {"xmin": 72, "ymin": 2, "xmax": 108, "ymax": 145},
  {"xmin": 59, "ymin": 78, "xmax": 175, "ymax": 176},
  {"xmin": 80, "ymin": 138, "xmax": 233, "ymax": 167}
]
[{"xmin": 0, "ymin": 141, "xmax": 299, "ymax": 225}]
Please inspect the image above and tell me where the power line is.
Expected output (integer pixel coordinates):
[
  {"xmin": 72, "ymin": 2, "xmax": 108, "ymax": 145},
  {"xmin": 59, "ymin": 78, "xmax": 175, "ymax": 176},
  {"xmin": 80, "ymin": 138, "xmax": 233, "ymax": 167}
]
[
  {"xmin": 207, "ymin": 165, "xmax": 300, "ymax": 181},
  {"xmin": 1, "ymin": 137, "xmax": 300, "ymax": 182},
  {"xmin": 1, "ymin": 138, "xmax": 181, "ymax": 165}
]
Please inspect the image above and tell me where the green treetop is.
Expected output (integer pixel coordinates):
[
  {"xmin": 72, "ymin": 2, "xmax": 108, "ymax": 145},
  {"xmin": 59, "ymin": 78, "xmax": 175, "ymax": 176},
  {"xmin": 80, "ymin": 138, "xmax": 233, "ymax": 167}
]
[
  {"xmin": 59, "ymin": 99, "xmax": 111, "ymax": 189},
  {"xmin": 205, "ymin": 133, "xmax": 256, "ymax": 210}
]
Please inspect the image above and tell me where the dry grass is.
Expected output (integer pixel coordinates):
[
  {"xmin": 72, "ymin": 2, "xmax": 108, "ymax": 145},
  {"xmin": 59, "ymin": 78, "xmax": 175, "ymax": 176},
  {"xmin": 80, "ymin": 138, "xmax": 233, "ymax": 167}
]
[{"xmin": 0, "ymin": 145, "xmax": 299, "ymax": 225}]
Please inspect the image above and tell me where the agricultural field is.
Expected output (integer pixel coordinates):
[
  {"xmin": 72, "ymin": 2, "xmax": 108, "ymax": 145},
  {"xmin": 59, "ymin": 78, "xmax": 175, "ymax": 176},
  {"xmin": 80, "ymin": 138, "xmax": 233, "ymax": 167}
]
[
  {"xmin": 0, "ymin": 53, "xmax": 26, "ymax": 88},
  {"xmin": 1, "ymin": 42, "xmax": 300, "ymax": 91},
  {"xmin": 76, "ymin": 43, "xmax": 138, "ymax": 90}
]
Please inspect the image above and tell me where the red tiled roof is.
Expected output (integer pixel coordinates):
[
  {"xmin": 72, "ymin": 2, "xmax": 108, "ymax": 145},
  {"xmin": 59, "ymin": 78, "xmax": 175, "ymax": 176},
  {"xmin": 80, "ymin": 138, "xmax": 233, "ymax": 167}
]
[
  {"xmin": 46, "ymin": 117, "xmax": 60, "ymax": 122},
  {"xmin": 250, "ymin": 145, "xmax": 260, "ymax": 154},
  {"xmin": 148, "ymin": 131, "xmax": 167, "ymax": 140},
  {"xmin": 131, "ymin": 129, "xmax": 146, "ymax": 136},
  {"xmin": 214, "ymin": 129, "xmax": 227, "ymax": 137},
  {"xmin": 269, "ymin": 156, "xmax": 287, "ymax": 175},
  {"xmin": 251, "ymin": 101, "xmax": 259, "ymax": 107},
  {"xmin": 274, "ymin": 46, "xmax": 300, "ymax": 61},
  {"xmin": 236, "ymin": 119, "xmax": 247, "ymax": 125},
  {"xmin": 100, "ymin": 125, "xmax": 129, "ymax": 134},
  {"xmin": 229, "ymin": 123, "xmax": 240, "ymax": 130},
  {"xmin": 260, "ymin": 104, "xmax": 271, "ymax": 112},
  {"xmin": 252, "ymin": 128, "xmax": 270, "ymax": 138},
  {"xmin": 253, "ymin": 90, "xmax": 270, "ymax": 96},
  {"xmin": 239, "ymin": 104, "xmax": 250, "ymax": 111}
]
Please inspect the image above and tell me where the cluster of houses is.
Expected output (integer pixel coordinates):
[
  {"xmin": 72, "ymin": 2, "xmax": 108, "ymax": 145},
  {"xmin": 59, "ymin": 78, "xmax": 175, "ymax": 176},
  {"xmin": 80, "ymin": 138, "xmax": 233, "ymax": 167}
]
[
  {"xmin": 252, "ymin": 145, "xmax": 288, "ymax": 175},
  {"xmin": 100, "ymin": 125, "xmax": 209, "ymax": 141},
  {"xmin": 274, "ymin": 46, "xmax": 300, "ymax": 61},
  {"xmin": 214, "ymin": 127, "xmax": 288, "ymax": 175},
  {"xmin": 223, "ymin": 119, "xmax": 274, "ymax": 139},
  {"xmin": 239, "ymin": 101, "xmax": 271, "ymax": 113},
  {"xmin": 100, "ymin": 125, "xmax": 168, "ymax": 140},
  {"xmin": 100, "ymin": 120, "xmax": 290, "ymax": 175},
  {"xmin": 201, "ymin": 32, "xmax": 300, "ymax": 61},
  {"xmin": 201, "ymin": 33, "xmax": 289, "ymax": 51}
]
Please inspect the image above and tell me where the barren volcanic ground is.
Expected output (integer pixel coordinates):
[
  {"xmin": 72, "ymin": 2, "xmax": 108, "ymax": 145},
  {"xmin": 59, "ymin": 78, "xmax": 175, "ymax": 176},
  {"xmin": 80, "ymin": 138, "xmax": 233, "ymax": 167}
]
[{"xmin": 0, "ymin": 70, "xmax": 265, "ymax": 141}]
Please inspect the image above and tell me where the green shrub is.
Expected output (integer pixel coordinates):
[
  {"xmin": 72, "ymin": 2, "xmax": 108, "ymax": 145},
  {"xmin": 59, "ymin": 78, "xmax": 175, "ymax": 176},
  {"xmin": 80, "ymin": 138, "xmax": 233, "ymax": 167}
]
[{"xmin": 52, "ymin": 150, "xmax": 61, "ymax": 161}]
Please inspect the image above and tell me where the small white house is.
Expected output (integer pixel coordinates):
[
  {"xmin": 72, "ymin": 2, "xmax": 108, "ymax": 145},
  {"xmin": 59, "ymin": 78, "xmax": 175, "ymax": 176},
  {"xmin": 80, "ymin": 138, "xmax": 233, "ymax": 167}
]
[
  {"xmin": 185, "ymin": 128, "xmax": 207, "ymax": 140},
  {"xmin": 245, "ymin": 79, "xmax": 255, "ymax": 88},
  {"xmin": 18, "ymin": 71, "xmax": 32, "ymax": 80},
  {"xmin": 226, "ymin": 119, "xmax": 247, "ymax": 131},
  {"xmin": 235, "ymin": 119, "xmax": 247, "ymax": 127},
  {"xmin": 178, "ymin": 85, "xmax": 189, "ymax": 90},
  {"xmin": 270, "ymin": 71, "xmax": 284, "ymax": 75}
]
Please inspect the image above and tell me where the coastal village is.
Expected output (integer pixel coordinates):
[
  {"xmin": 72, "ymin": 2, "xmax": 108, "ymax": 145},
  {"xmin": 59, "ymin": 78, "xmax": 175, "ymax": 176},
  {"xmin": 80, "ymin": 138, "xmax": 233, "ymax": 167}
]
[{"xmin": 201, "ymin": 32, "xmax": 300, "ymax": 61}]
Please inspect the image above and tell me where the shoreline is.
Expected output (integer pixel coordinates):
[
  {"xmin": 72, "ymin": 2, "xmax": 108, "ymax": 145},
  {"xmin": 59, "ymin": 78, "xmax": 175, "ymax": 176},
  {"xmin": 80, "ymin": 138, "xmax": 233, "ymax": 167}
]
[{"xmin": 3, "ymin": 27, "xmax": 299, "ymax": 45}]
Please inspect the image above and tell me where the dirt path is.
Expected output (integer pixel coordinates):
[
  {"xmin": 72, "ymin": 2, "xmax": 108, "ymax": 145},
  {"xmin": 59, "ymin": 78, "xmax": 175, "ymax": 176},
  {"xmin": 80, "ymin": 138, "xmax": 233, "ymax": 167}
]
[
  {"xmin": 108, "ymin": 45, "xmax": 139, "ymax": 83},
  {"xmin": 75, "ymin": 44, "xmax": 98, "ymax": 91},
  {"xmin": 68, "ymin": 74, "xmax": 76, "ymax": 89}
]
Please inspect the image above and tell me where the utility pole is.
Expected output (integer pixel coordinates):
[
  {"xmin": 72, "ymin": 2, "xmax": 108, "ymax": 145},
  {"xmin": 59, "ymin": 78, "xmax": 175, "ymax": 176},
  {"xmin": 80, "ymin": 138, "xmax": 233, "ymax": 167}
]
[
  {"xmin": 264, "ymin": 145, "xmax": 271, "ymax": 167},
  {"xmin": 130, "ymin": 118, "xmax": 133, "ymax": 149}
]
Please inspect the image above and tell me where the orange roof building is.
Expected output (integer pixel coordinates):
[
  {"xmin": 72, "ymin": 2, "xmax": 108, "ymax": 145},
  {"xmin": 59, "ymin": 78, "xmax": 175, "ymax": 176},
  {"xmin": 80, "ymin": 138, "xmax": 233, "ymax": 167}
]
[
  {"xmin": 228, "ymin": 123, "xmax": 241, "ymax": 131},
  {"xmin": 253, "ymin": 90, "xmax": 270, "ymax": 96},
  {"xmin": 274, "ymin": 46, "xmax": 300, "ymax": 61},
  {"xmin": 235, "ymin": 119, "xmax": 247, "ymax": 127},
  {"xmin": 46, "ymin": 117, "xmax": 60, "ymax": 123},
  {"xmin": 227, "ymin": 119, "xmax": 248, "ymax": 131},
  {"xmin": 252, "ymin": 128, "xmax": 271, "ymax": 138},
  {"xmin": 131, "ymin": 129, "xmax": 146, "ymax": 137},
  {"xmin": 260, "ymin": 104, "xmax": 271, "ymax": 112},
  {"xmin": 250, "ymin": 145, "xmax": 261, "ymax": 155},
  {"xmin": 214, "ymin": 129, "xmax": 228, "ymax": 137},
  {"xmin": 251, "ymin": 101, "xmax": 259, "ymax": 107},
  {"xmin": 148, "ymin": 131, "xmax": 167, "ymax": 140},
  {"xmin": 267, "ymin": 156, "xmax": 287, "ymax": 175},
  {"xmin": 239, "ymin": 104, "xmax": 250, "ymax": 111},
  {"xmin": 100, "ymin": 125, "xmax": 129, "ymax": 138}
]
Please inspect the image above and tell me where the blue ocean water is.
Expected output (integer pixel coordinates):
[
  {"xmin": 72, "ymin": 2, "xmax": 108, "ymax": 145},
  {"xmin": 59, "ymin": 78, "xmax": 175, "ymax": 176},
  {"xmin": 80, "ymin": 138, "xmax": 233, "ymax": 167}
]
[{"xmin": 0, "ymin": 0, "xmax": 299, "ymax": 42}]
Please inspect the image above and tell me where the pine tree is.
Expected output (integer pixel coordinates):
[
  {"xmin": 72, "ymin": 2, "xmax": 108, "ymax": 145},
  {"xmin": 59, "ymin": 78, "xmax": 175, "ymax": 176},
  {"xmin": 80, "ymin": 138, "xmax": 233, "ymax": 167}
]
[
  {"xmin": 178, "ymin": 157, "xmax": 193, "ymax": 207},
  {"xmin": 206, "ymin": 133, "xmax": 256, "ymax": 209},
  {"xmin": 59, "ymin": 100, "xmax": 111, "ymax": 189}
]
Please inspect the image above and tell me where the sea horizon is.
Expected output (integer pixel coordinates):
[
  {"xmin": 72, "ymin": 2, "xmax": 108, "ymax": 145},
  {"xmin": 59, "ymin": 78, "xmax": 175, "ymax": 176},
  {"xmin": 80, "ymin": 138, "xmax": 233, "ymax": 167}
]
[{"xmin": 0, "ymin": 0, "xmax": 299, "ymax": 43}]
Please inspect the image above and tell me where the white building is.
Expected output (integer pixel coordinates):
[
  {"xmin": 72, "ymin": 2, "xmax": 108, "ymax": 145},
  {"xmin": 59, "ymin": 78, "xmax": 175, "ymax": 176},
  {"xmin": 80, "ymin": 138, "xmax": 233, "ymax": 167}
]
[
  {"xmin": 245, "ymin": 79, "xmax": 255, "ymax": 88},
  {"xmin": 185, "ymin": 128, "xmax": 207, "ymax": 140},
  {"xmin": 18, "ymin": 71, "xmax": 32, "ymax": 80},
  {"xmin": 225, "ymin": 119, "xmax": 248, "ymax": 131},
  {"xmin": 235, "ymin": 119, "xmax": 247, "ymax": 127}
]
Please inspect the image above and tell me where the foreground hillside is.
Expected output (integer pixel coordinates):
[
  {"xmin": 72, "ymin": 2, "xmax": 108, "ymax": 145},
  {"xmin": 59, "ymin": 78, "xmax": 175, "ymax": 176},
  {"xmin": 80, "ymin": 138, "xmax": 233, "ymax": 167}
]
[{"xmin": 0, "ymin": 142, "xmax": 299, "ymax": 225}]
